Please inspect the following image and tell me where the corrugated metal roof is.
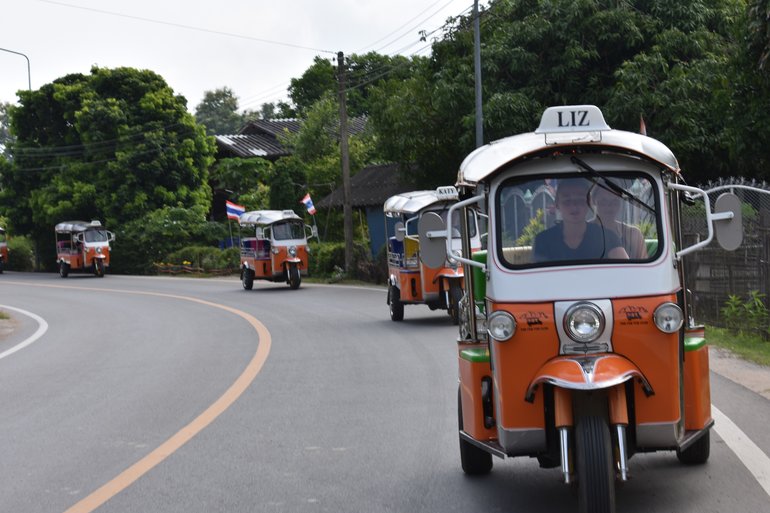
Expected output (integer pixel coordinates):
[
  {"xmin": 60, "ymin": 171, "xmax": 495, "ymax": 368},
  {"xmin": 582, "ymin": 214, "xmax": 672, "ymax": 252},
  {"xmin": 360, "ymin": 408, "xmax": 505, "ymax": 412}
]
[{"xmin": 215, "ymin": 134, "xmax": 287, "ymax": 159}]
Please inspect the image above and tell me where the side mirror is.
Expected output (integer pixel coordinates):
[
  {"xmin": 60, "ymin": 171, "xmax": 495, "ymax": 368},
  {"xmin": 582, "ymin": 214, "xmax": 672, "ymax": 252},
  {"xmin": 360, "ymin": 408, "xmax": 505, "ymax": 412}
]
[
  {"xmin": 713, "ymin": 193, "xmax": 742, "ymax": 251},
  {"xmin": 394, "ymin": 221, "xmax": 406, "ymax": 242},
  {"xmin": 108, "ymin": 231, "xmax": 116, "ymax": 242},
  {"xmin": 417, "ymin": 212, "xmax": 448, "ymax": 269},
  {"xmin": 74, "ymin": 233, "xmax": 84, "ymax": 243}
]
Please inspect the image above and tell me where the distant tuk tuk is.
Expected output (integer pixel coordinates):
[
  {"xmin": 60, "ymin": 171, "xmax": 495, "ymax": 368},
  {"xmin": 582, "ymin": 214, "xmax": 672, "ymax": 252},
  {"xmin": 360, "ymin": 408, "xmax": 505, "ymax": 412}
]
[
  {"xmin": 239, "ymin": 210, "xmax": 313, "ymax": 290},
  {"xmin": 55, "ymin": 220, "xmax": 115, "ymax": 277},
  {"xmin": 384, "ymin": 188, "xmax": 482, "ymax": 323},
  {"xmin": 0, "ymin": 227, "xmax": 7, "ymax": 274},
  {"xmin": 424, "ymin": 105, "xmax": 743, "ymax": 513}
]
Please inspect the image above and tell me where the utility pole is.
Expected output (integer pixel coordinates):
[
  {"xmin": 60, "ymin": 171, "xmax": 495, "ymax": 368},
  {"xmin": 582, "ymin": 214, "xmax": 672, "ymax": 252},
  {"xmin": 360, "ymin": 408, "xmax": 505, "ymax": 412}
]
[
  {"xmin": 473, "ymin": 0, "xmax": 483, "ymax": 148},
  {"xmin": 338, "ymin": 51, "xmax": 353, "ymax": 273}
]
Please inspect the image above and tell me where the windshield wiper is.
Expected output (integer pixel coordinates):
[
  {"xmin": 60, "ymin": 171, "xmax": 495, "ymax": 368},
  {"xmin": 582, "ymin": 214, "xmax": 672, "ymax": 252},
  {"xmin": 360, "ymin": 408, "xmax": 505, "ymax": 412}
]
[{"xmin": 570, "ymin": 156, "xmax": 655, "ymax": 215}]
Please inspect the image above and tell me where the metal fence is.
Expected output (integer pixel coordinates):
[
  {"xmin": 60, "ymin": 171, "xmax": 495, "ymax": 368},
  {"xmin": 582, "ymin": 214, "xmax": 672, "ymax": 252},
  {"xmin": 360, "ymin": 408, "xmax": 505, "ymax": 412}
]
[{"xmin": 681, "ymin": 179, "xmax": 770, "ymax": 329}]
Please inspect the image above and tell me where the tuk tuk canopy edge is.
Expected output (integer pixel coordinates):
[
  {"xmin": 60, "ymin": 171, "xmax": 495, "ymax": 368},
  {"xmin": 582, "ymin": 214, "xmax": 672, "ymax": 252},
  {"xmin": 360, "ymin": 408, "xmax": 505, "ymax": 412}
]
[
  {"xmin": 239, "ymin": 210, "xmax": 302, "ymax": 226},
  {"xmin": 55, "ymin": 220, "xmax": 105, "ymax": 233},
  {"xmin": 383, "ymin": 189, "xmax": 458, "ymax": 215},
  {"xmin": 457, "ymin": 129, "xmax": 680, "ymax": 187}
]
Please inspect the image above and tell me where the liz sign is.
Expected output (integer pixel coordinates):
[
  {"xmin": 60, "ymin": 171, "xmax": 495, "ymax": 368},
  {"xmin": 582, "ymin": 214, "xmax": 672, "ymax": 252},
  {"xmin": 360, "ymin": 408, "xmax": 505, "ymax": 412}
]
[{"xmin": 536, "ymin": 105, "xmax": 611, "ymax": 134}]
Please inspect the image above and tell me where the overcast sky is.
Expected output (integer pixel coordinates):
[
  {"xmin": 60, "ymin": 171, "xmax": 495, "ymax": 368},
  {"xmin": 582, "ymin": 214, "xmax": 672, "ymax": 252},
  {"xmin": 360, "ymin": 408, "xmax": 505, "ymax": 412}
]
[{"xmin": 2, "ymin": 0, "xmax": 486, "ymax": 114}]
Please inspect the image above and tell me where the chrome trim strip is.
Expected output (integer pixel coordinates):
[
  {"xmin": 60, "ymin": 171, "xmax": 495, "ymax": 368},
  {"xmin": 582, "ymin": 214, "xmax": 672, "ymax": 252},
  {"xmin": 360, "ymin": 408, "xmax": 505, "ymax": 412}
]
[{"xmin": 459, "ymin": 430, "xmax": 507, "ymax": 459}]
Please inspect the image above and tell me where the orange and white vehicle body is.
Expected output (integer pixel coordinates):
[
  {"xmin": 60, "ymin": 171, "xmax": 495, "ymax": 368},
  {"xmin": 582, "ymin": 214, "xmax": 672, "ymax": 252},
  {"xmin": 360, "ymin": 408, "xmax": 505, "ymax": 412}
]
[
  {"xmin": 383, "ymin": 188, "xmax": 482, "ymax": 323},
  {"xmin": 0, "ymin": 227, "xmax": 8, "ymax": 274},
  {"xmin": 55, "ymin": 220, "xmax": 114, "ymax": 278},
  {"xmin": 238, "ymin": 210, "xmax": 312, "ymax": 290},
  {"xmin": 436, "ymin": 105, "xmax": 743, "ymax": 513}
]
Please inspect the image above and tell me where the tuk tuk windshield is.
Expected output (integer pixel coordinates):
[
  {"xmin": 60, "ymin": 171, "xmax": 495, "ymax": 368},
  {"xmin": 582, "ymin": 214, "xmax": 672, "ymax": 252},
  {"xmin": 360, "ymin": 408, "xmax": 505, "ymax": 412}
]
[
  {"xmin": 496, "ymin": 172, "xmax": 660, "ymax": 268},
  {"xmin": 84, "ymin": 230, "xmax": 110, "ymax": 243},
  {"xmin": 272, "ymin": 220, "xmax": 305, "ymax": 241}
]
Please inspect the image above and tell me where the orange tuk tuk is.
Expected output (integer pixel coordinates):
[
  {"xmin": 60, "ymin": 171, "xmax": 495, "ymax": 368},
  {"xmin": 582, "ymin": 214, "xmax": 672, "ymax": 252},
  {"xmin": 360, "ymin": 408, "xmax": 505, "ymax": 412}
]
[
  {"xmin": 55, "ymin": 220, "xmax": 115, "ymax": 278},
  {"xmin": 424, "ymin": 105, "xmax": 743, "ymax": 513},
  {"xmin": 239, "ymin": 210, "xmax": 312, "ymax": 290},
  {"xmin": 384, "ymin": 188, "xmax": 482, "ymax": 323},
  {"xmin": 0, "ymin": 226, "xmax": 7, "ymax": 274}
]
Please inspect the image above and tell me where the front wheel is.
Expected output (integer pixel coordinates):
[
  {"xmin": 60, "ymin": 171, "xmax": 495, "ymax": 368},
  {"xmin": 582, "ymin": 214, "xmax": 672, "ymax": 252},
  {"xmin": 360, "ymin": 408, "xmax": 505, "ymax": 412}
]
[
  {"xmin": 94, "ymin": 259, "xmax": 105, "ymax": 277},
  {"xmin": 242, "ymin": 268, "xmax": 254, "ymax": 290},
  {"xmin": 389, "ymin": 284, "xmax": 404, "ymax": 321},
  {"xmin": 458, "ymin": 388, "xmax": 492, "ymax": 475},
  {"xmin": 59, "ymin": 261, "xmax": 69, "ymax": 278},
  {"xmin": 575, "ymin": 414, "xmax": 615, "ymax": 513},
  {"xmin": 677, "ymin": 430, "xmax": 710, "ymax": 465},
  {"xmin": 288, "ymin": 264, "xmax": 301, "ymax": 289}
]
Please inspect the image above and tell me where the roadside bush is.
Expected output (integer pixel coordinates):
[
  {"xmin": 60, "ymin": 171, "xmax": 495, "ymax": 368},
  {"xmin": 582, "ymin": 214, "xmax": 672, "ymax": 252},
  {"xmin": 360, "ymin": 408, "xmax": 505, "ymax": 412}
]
[
  {"xmin": 164, "ymin": 246, "xmax": 239, "ymax": 272},
  {"xmin": 6, "ymin": 236, "xmax": 34, "ymax": 272},
  {"xmin": 309, "ymin": 241, "xmax": 385, "ymax": 283},
  {"xmin": 721, "ymin": 291, "xmax": 769, "ymax": 339}
]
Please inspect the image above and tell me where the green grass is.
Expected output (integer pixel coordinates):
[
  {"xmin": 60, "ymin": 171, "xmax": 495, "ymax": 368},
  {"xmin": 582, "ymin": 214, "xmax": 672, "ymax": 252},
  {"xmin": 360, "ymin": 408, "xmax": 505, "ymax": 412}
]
[
  {"xmin": 707, "ymin": 326, "xmax": 770, "ymax": 367},
  {"xmin": 0, "ymin": 311, "xmax": 9, "ymax": 320}
]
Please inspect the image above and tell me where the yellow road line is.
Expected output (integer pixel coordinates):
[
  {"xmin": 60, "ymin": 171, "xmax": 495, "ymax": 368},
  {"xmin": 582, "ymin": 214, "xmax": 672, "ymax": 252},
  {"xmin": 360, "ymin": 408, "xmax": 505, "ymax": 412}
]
[{"xmin": 4, "ymin": 281, "xmax": 271, "ymax": 512}]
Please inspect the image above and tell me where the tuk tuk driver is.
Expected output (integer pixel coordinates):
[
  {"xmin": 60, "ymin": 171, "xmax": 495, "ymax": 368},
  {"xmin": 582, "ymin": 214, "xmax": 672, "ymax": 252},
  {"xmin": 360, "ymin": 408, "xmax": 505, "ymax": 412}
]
[
  {"xmin": 533, "ymin": 179, "xmax": 629, "ymax": 262},
  {"xmin": 591, "ymin": 186, "xmax": 648, "ymax": 259}
]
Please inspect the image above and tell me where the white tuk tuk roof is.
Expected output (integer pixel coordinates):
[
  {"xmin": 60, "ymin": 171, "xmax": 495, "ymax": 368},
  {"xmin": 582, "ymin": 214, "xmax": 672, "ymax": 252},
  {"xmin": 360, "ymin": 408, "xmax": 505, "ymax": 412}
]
[
  {"xmin": 458, "ymin": 105, "xmax": 679, "ymax": 186},
  {"xmin": 0, "ymin": 226, "xmax": 4, "ymax": 234},
  {"xmin": 55, "ymin": 220, "xmax": 105, "ymax": 233},
  {"xmin": 383, "ymin": 187, "xmax": 459, "ymax": 215},
  {"xmin": 239, "ymin": 210, "xmax": 302, "ymax": 226}
]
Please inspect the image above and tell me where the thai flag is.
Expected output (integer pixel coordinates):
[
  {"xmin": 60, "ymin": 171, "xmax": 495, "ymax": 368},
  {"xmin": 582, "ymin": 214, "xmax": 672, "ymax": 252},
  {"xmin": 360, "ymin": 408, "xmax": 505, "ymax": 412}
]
[
  {"xmin": 300, "ymin": 193, "xmax": 317, "ymax": 215},
  {"xmin": 226, "ymin": 200, "xmax": 245, "ymax": 220}
]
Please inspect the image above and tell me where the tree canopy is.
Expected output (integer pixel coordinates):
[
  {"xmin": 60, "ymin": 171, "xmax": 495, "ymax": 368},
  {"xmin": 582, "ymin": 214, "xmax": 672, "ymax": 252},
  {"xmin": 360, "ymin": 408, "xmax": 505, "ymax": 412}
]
[{"xmin": 0, "ymin": 66, "xmax": 215, "ymax": 269}]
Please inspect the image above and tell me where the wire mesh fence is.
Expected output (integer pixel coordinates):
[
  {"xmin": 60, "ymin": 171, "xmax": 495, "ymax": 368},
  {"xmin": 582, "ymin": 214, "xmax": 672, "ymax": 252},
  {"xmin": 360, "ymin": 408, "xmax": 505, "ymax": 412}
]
[{"xmin": 681, "ymin": 178, "xmax": 770, "ymax": 331}]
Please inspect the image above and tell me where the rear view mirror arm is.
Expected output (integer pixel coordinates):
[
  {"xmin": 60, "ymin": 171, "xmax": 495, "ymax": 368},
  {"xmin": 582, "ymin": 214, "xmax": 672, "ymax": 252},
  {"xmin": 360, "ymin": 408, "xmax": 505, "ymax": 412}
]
[{"xmin": 446, "ymin": 195, "xmax": 486, "ymax": 271}]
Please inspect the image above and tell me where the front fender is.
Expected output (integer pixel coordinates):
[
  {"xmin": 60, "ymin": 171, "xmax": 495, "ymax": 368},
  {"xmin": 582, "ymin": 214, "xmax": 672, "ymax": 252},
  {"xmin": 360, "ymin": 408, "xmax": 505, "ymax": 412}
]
[{"xmin": 525, "ymin": 354, "xmax": 654, "ymax": 402}]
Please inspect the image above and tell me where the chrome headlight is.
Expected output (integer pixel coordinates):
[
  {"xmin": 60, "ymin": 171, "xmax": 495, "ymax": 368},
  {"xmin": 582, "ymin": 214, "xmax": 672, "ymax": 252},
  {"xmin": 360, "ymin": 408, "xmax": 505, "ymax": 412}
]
[
  {"xmin": 487, "ymin": 311, "xmax": 516, "ymax": 341},
  {"xmin": 96, "ymin": 246, "xmax": 102, "ymax": 254},
  {"xmin": 564, "ymin": 303, "xmax": 605, "ymax": 343},
  {"xmin": 288, "ymin": 246, "xmax": 297, "ymax": 257},
  {"xmin": 654, "ymin": 303, "xmax": 683, "ymax": 333}
]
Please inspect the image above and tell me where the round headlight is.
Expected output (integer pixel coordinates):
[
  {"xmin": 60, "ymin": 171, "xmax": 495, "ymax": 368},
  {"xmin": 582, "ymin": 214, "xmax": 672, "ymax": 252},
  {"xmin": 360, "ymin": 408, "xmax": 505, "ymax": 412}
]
[
  {"xmin": 96, "ymin": 246, "xmax": 102, "ymax": 254},
  {"xmin": 487, "ymin": 311, "xmax": 516, "ymax": 341},
  {"xmin": 654, "ymin": 303, "xmax": 683, "ymax": 333},
  {"xmin": 564, "ymin": 303, "xmax": 604, "ymax": 343},
  {"xmin": 288, "ymin": 246, "xmax": 297, "ymax": 257}
]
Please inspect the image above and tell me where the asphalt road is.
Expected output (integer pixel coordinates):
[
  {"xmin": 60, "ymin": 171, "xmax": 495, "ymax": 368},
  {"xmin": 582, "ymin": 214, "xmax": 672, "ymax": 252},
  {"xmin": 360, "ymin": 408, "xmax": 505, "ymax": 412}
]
[{"xmin": 1, "ymin": 272, "xmax": 769, "ymax": 513}]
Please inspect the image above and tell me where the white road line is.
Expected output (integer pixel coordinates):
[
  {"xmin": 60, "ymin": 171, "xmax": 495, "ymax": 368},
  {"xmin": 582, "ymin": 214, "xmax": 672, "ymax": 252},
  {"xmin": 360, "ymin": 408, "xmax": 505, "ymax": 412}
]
[
  {"xmin": 0, "ymin": 305, "xmax": 48, "ymax": 360},
  {"xmin": 713, "ymin": 405, "xmax": 770, "ymax": 497}
]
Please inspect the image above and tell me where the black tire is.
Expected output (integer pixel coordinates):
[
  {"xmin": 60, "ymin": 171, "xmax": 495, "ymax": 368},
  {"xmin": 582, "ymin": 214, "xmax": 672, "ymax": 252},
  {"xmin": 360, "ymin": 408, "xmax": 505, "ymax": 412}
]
[
  {"xmin": 288, "ymin": 264, "xmax": 301, "ymax": 290},
  {"xmin": 94, "ymin": 260, "xmax": 105, "ymax": 277},
  {"xmin": 389, "ymin": 284, "xmax": 404, "ymax": 321},
  {"xmin": 0, "ymin": 259, "xmax": 4, "ymax": 274},
  {"xmin": 677, "ymin": 430, "xmax": 710, "ymax": 465},
  {"xmin": 458, "ymin": 388, "xmax": 493, "ymax": 475},
  {"xmin": 242, "ymin": 268, "xmax": 254, "ymax": 290},
  {"xmin": 448, "ymin": 282, "xmax": 463, "ymax": 325},
  {"xmin": 575, "ymin": 414, "xmax": 615, "ymax": 513},
  {"xmin": 59, "ymin": 261, "xmax": 69, "ymax": 278}
]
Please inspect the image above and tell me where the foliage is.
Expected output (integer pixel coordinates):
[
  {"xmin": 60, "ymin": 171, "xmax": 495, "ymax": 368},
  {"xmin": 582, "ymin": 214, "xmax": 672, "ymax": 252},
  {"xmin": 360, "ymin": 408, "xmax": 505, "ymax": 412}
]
[
  {"xmin": 164, "ymin": 245, "xmax": 239, "ymax": 272},
  {"xmin": 514, "ymin": 209, "xmax": 544, "ymax": 246},
  {"xmin": 6, "ymin": 235, "xmax": 34, "ymax": 272},
  {"xmin": 0, "ymin": 66, "xmax": 215, "ymax": 270},
  {"xmin": 209, "ymin": 156, "xmax": 273, "ymax": 198},
  {"xmin": 111, "ymin": 205, "xmax": 226, "ymax": 274},
  {"xmin": 707, "ymin": 326, "xmax": 770, "ymax": 367},
  {"xmin": 194, "ymin": 87, "xmax": 244, "ymax": 135},
  {"xmin": 721, "ymin": 290, "xmax": 770, "ymax": 337},
  {"xmin": 0, "ymin": 102, "xmax": 13, "ymax": 158},
  {"xmin": 308, "ymin": 240, "xmax": 383, "ymax": 282}
]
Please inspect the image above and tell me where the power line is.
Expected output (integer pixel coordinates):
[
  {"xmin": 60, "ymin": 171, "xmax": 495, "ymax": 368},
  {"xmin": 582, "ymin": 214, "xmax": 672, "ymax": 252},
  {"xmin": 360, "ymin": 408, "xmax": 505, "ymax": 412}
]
[{"xmin": 35, "ymin": 0, "xmax": 336, "ymax": 54}]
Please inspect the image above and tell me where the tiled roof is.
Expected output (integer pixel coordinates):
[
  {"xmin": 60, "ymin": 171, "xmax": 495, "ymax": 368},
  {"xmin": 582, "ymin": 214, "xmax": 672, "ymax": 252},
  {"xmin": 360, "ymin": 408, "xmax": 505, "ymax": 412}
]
[{"xmin": 317, "ymin": 163, "xmax": 416, "ymax": 208}]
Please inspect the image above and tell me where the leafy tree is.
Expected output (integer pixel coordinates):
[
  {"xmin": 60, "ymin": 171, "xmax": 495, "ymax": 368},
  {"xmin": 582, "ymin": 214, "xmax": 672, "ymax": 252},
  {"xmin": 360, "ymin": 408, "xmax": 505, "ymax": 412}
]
[
  {"xmin": 0, "ymin": 102, "xmax": 13, "ymax": 158},
  {"xmin": 1, "ymin": 66, "xmax": 215, "ymax": 270},
  {"xmin": 368, "ymin": 0, "xmax": 746, "ymax": 187},
  {"xmin": 194, "ymin": 87, "xmax": 244, "ymax": 135}
]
